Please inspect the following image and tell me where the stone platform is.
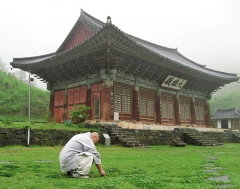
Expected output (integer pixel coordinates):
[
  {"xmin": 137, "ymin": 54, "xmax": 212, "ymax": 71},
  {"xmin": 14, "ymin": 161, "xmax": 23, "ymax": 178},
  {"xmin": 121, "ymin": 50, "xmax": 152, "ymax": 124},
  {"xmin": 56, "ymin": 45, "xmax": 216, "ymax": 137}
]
[{"xmin": 100, "ymin": 121, "xmax": 226, "ymax": 132}]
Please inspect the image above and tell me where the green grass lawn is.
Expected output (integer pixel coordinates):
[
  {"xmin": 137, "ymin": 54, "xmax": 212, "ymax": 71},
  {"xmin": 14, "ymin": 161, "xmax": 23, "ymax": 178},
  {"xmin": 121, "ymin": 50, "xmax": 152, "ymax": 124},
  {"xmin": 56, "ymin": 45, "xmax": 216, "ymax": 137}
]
[
  {"xmin": 0, "ymin": 144, "xmax": 240, "ymax": 189},
  {"xmin": 0, "ymin": 120, "xmax": 97, "ymax": 132}
]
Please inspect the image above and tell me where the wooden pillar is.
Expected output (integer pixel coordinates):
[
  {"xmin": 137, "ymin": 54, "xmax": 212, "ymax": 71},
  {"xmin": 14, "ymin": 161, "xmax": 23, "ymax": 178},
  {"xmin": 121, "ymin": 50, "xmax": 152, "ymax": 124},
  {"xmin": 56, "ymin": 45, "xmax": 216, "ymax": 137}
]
[
  {"xmin": 133, "ymin": 77, "xmax": 140, "ymax": 122},
  {"xmin": 63, "ymin": 88, "xmax": 68, "ymax": 121},
  {"xmin": 191, "ymin": 96, "xmax": 196, "ymax": 124},
  {"xmin": 86, "ymin": 84, "xmax": 92, "ymax": 119},
  {"xmin": 48, "ymin": 90, "xmax": 54, "ymax": 122},
  {"xmin": 156, "ymin": 88, "xmax": 161, "ymax": 124},
  {"xmin": 102, "ymin": 79, "xmax": 112, "ymax": 121},
  {"xmin": 175, "ymin": 93, "xmax": 180, "ymax": 125},
  {"xmin": 204, "ymin": 96, "xmax": 211, "ymax": 126},
  {"xmin": 132, "ymin": 87, "xmax": 139, "ymax": 122}
]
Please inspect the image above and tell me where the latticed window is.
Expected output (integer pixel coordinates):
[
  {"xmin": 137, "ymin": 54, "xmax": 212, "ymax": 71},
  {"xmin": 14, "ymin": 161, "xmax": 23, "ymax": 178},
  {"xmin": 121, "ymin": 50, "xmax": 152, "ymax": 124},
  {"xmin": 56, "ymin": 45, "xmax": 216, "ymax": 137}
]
[
  {"xmin": 122, "ymin": 96, "xmax": 131, "ymax": 113},
  {"xmin": 140, "ymin": 98, "xmax": 147, "ymax": 115},
  {"xmin": 179, "ymin": 98, "xmax": 191, "ymax": 124},
  {"xmin": 114, "ymin": 94, "xmax": 122, "ymax": 113},
  {"xmin": 147, "ymin": 100, "xmax": 154, "ymax": 116},
  {"xmin": 139, "ymin": 90, "xmax": 155, "ymax": 123},
  {"xmin": 160, "ymin": 95, "xmax": 175, "ymax": 124},
  {"xmin": 195, "ymin": 100, "xmax": 204, "ymax": 125},
  {"xmin": 94, "ymin": 98, "xmax": 100, "ymax": 119},
  {"xmin": 114, "ymin": 85, "xmax": 131, "ymax": 115},
  {"xmin": 139, "ymin": 91, "xmax": 154, "ymax": 117}
]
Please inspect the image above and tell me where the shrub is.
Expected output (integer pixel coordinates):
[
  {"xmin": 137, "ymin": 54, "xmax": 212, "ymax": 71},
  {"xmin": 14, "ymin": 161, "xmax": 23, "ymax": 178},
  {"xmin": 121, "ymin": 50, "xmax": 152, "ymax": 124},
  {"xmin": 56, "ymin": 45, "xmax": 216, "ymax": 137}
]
[{"xmin": 70, "ymin": 104, "xmax": 91, "ymax": 124}]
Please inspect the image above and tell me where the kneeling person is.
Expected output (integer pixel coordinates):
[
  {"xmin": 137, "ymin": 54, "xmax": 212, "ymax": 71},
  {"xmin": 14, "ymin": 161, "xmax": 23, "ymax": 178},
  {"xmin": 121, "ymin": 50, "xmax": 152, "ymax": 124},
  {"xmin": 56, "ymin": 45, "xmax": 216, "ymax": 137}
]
[{"xmin": 59, "ymin": 132, "xmax": 105, "ymax": 178}]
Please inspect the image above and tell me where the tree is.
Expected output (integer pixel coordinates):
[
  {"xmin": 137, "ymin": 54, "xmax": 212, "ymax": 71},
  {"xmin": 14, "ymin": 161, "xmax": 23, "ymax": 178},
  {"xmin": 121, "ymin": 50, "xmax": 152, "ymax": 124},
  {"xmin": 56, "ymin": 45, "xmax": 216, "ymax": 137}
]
[
  {"xmin": 0, "ymin": 57, "xmax": 8, "ymax": 72},
  {"xmin": 12, "ymin": 69, "xmax": 37, "ymax": 87},
  {"xmin": 12, "ymin": 69, "xmax": 27, "ymax": 82}
]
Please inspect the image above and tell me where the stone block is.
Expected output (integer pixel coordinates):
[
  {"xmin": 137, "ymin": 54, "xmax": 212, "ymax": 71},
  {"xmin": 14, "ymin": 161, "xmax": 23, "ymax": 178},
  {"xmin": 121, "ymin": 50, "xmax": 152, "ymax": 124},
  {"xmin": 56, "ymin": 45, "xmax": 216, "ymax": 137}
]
[
  {"xmin": 0, "ymin": 139, "xmax": 8, "ymax": 146},
  {"xmin": 16, "ymin": 134, "xmax": 27, "ymax": 139},
  {"xmin": 15, "ymin": 128, "xmax": 26, "ymax": 135},
  {"xmin": 150, "ymin": 140, "xmax": 157, "ymax": 145},
  {"xmin": 0, "ymin": 134, "xmax": 6, "ymax": 139},
  {"xmin": 0, "ymin": 128, "xmax": 9, "ymax": 134},
  {"xmin": 6, "ymin": 132, "xmax": 15, "ymax": 139},
  {"xmin": 8, "ymin": 139, "xmax": 21, "ymax": 145}
]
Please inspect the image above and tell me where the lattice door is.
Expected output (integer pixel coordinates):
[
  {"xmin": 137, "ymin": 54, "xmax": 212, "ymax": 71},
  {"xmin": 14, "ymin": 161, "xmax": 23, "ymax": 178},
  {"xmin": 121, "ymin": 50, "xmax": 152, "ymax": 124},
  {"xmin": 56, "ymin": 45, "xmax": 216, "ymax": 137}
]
[
  {"xmin": 179, "ymin": 98, "xmax": 191, "ymax": 124},
  {"xmin": 139, "ymin": 91, "xmax": 155, "ymax": 123},
  {"xmin": 114, "ymin": 85, "xmax": 132, "ymax": 121},
  {"xmin": 160, "ymin": 95, "xmax": 175, "ymax": 125},
  {"xmin": 195, "ymin": 100, "xmax": 205, "ymax": 125}
]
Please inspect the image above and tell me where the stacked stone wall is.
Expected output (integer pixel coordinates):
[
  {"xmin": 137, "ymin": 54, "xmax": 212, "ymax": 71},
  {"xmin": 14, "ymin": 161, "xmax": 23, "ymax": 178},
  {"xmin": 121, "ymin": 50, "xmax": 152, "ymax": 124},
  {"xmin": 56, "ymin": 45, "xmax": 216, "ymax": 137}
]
[
  {"xmin": 0, "ymin": 124, "xmax": 239, "ymax": 147},
  {"xmin": 100, "ymin": 124, "xmax": 239, "ymax": 146},
  {"xmin": 0, "ymin": 127, "xmax": 81, "ymax": 147}
]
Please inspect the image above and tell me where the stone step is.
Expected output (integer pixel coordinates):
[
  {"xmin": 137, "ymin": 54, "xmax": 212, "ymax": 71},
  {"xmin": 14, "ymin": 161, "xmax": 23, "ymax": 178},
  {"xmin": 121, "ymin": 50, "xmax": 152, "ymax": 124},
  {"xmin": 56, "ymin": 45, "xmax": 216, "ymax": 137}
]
[
  {"xmin": 119, "ymin": 138, "xmax": 139, "ymax": 143},
  {"xmin": 107, "ymin": 127, "xmax": 146, "ymax": 148},
  {"xmin": 183, "ymin": 131, "xmax": 221, "ymax": 146}
]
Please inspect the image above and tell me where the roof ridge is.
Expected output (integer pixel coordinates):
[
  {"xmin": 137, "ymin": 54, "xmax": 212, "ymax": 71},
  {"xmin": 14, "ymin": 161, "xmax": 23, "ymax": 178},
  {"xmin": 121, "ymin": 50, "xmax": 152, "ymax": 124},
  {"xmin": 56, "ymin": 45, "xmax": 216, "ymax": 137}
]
[
  {"xmin": 56, "ymin": 9, "xmax": 104, "ymax": 53},
  {"xmin": 116, "ymin": 26, "xmax": 216, "ymax": 71},
  {"xmin": 80, "ymin": 9, "xmax": 105, "ymax": 27},
  {"xmin": 107, "ymin": 24, "xmax": 239, "ymax": 81},
  {"xmin": 216, "ymin": 108, "xmax": 237, "ymax": 111},
  {"xmin": 127, "ymin": 34, "xmax": 176, "ymax": 51},
  {"xmin": 174, "ymin": 50, "xmax": 206, "ymax": 68},
  {"xmin": 235, "ymin": 107, "xmax": 240, "ymax": 115}
]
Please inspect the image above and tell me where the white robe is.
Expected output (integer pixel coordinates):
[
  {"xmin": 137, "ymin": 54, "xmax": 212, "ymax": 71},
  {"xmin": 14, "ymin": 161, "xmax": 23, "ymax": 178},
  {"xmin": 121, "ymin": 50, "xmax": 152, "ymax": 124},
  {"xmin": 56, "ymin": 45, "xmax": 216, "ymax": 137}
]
[{"xmin": 59, "ymin": 132, "xmax": 101, "ymax": 172}]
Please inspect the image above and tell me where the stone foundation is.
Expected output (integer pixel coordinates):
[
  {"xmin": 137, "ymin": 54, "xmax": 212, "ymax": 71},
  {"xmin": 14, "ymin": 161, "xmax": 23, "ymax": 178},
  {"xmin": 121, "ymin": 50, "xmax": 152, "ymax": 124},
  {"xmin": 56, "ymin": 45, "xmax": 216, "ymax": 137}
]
[{"xmin": 0, "ymin": 123, "xmax": 239, "ymax": 147}]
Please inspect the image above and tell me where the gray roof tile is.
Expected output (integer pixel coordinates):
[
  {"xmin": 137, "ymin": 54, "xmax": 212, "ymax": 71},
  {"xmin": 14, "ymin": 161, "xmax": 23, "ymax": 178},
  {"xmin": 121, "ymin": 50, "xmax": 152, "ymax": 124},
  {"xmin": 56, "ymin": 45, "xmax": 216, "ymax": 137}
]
[
  {"xmin": 211, "ymin": 107, "xmax": 240, "ymax": 119},
  {"xmin": 11, "ymin": 10, "xmax": 239, "ymax": 82}
]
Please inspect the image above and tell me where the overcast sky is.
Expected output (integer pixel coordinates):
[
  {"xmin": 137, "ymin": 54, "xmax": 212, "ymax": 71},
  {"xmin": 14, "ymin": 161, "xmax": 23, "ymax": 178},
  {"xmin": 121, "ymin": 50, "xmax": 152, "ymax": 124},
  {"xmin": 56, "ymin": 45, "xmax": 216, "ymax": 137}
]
[{"xmin": 0, "ymin": 0, "xmax": 240, "ymax": 89}]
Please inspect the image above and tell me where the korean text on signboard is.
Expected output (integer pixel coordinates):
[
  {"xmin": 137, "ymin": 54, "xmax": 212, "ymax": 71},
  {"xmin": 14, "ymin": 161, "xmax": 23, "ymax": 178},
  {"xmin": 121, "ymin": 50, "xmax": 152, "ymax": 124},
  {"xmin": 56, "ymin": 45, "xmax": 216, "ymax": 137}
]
[{"xmin": 161, "ymin": 75, "xmax": 187, "ymax": 90}]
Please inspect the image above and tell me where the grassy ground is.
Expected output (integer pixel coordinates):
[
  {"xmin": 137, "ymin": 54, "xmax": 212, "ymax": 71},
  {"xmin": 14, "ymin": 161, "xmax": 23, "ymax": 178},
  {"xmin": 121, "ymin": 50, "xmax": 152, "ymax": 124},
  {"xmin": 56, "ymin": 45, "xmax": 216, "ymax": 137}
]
[
  {"xmin": 0, "ymin": 120, "xmax": 97, "ymax": 131},
  {"xmin": 0, "ymin": 144, "xmax": 240, "ymax": 189}
]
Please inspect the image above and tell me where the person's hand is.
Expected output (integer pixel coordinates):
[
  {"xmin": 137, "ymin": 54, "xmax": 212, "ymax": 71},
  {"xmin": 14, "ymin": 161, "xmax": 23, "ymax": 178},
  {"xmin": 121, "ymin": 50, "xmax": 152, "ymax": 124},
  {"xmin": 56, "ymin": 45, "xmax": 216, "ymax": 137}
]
[{"xmin": 100, "ymin": 169, "xmax": 105, "ymax": 176}]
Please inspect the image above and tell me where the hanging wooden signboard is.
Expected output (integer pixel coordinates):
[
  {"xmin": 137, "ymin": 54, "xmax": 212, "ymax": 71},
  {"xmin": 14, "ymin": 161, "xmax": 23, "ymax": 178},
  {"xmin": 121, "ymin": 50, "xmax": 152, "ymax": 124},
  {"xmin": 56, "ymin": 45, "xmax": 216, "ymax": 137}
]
[{"xmin": 161, "ymin": 75, "xmax": 187, "ymax": 90}]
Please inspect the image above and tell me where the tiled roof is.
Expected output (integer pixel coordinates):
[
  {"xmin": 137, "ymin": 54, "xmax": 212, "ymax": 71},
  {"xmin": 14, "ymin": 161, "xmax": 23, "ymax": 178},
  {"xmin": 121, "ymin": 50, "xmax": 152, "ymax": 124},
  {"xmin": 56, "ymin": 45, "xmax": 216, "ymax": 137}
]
[
  {"xmin": 12, "ymin": 53, "xmax": 55, "ymax": 65},
  {"xmin": 211, "ymin": 107, "xmax": 240, "ymax": 119},
  {"xmin": 11, "ymin": 9, "xmax": 239, "ymax": 82},
  {"xmin": 126, "ymin": 34, "xmax": 238, "ymax": 80}
]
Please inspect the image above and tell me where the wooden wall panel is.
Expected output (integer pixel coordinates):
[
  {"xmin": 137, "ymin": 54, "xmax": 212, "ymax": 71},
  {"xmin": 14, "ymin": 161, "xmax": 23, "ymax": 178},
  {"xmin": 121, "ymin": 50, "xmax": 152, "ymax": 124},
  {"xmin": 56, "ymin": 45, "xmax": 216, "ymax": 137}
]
[
  {"xmin": 74, "ymin": 88, "xmax": 80, "ymax": 104},
  {"xmin": 54, "ymin": 90, "xmax": 64, "ymax": 106},
  {"xmin": 80, "ymin": 86, "xmax": 86, "ymax": 103},
  {"xmin": 68, "ymin": 86, "xmax": 87, "ymax": 105},
  {"xmin": 67, "ymin": 106, "xmax": 74, "ymax": 119},
  {"xmin": 68, "ymin": 89, "xmax": 74, "ymax": 105},
  {"xmin": 62, "ymin": 25, "xmax": 93, "ymax": 52},
  {"xmin": 54, "ymin": 107, "xmax": 63, "ymax": 123},
  {"xmin": 92, "ymin": 83, "xmax": 103, "ymax": 92}
]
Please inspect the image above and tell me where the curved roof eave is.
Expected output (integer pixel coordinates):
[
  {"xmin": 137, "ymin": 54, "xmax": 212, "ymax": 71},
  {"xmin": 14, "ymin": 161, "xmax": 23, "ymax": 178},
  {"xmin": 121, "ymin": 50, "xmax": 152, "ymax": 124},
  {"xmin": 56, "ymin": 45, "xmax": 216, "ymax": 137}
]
[
  {"xmin": 108, "ymin": 24, "xmax": 239, "ymax": 81},
  {"xmin": 11, "ymin": 53, "xmax": 55, "ymax": 66},
  {"xmin": 11, "ymin": 26, "xmax": 107, "ymax": 69},
  {"xmin": 11, "ymin": 10, "xmax": 239, "ymax": 83}
]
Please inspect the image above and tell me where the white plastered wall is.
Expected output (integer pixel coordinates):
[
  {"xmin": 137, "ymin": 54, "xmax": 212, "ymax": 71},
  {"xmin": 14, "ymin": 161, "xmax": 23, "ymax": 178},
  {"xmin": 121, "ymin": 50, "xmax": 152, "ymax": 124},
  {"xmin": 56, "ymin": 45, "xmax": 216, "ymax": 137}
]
[
  {"xmin": 228, "ymin": 119, "xmax": 231, "ymax": 129},
  {"xmin": 217, "ymin": 120, "xmax": 221, "ymax": 128}
]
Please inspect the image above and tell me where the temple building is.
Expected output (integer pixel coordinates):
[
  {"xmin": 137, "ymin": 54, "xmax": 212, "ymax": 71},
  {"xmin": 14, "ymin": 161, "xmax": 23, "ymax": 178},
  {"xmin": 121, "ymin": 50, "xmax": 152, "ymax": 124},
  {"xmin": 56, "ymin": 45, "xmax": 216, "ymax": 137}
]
[
  {"xmin": 211, "ymin": 107, "xmax": 240, "ymax": 130},
  {"xmin": 11, "ymin": 10, "xmax": 239, "ymax": 126}
]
